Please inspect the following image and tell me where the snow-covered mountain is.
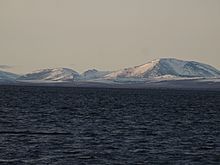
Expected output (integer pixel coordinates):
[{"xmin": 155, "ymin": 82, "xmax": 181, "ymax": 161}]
[
  {"xmin": 18, "ymin": 68, "xmax": 80, "ymax": 81},
  {"xmin": 0, "ymin": 70, "xmax": 19, "ymax": 81},
  {"xmin": 2, "ymin": 58, "xmax": 219, "ymax": 84},
  {"xmin": 105, "ymin": 58, "xmax": 220, "ymax": 79},
  {"xmin": 81, "ymin": 69, "xmax": 111, "ymax": 80}
]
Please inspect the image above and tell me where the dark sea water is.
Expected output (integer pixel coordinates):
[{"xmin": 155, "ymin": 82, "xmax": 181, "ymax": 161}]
[{"xmin": 0, "ymin": 86, "xmax": 220, "ymax": 165}]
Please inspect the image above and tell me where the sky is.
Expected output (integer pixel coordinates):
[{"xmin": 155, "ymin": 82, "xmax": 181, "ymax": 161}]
[{"xmin": 0, "ymin": 0, "xmax": 220, "ymax": 74}]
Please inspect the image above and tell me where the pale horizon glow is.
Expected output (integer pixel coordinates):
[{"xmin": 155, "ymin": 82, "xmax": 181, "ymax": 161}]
[{"xmin": 0, "ymin": 0, "xmax": 220, "ymax": 74}]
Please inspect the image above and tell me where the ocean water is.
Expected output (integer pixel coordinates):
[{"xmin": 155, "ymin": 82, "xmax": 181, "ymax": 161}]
[{"xmin": 0, "ymin": 86, "xmax": 220, "ymax": 165}]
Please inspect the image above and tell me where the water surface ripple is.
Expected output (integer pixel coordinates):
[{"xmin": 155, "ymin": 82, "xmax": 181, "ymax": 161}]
[{"xmin": 0, "ymin": 86, "xmax": 220, "ymax": 164}]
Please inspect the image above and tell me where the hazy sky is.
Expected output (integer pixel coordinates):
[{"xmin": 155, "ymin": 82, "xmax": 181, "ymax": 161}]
[{"xmin": 0, "ymin": 0, "xmax": 220, "ymax": 74}]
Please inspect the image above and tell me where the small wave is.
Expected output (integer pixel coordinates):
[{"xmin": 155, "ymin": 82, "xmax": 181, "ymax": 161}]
[
  {"xmin": 0, "ymin": 131, "xmax": 72, "ymax": 136},
  {"xmin": 0, "ymin": 159, "xmax": 23, "ymax": 163}
]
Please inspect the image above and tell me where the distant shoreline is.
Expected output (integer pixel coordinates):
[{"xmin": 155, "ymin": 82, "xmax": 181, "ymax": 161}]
[{"xmin": 1, "ymin": 79, "xmax": 220, "ymax": 91}]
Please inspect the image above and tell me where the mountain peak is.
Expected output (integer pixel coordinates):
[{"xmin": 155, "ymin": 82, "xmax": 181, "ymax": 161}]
[
  {"xmin": 19, "ymin": 67, "xmax": 80, "ymax": 81},
  {"xmin": 105, "ymin": 58, "xmax": 220, "ymax": 79}
]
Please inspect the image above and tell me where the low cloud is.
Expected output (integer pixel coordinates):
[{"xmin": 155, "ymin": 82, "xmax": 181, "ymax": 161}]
[{"xmin": 0, "ymin": 65, "xmax": 13, "ymax": 69}]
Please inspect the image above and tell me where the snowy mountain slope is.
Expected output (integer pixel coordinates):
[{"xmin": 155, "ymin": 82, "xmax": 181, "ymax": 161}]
[
  {"xmin": 105, "ymin": 59, "xmax": 159, "ymax": 79},
  {"xmin": 105, "ymin": 58, "xmax": 220, "ymax": 79},
  {"xmin": 81, "ymin": 69, "xmax": 111, "ymax": 80},
  {"xmin": 0, "ymin": 70, "xmax": 19, "ymax": 81},
  {"xmin": 18, "ymin": 68, "xmax": 80, "ymax": 81}
]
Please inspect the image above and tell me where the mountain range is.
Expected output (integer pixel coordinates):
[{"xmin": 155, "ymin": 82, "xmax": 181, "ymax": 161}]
[{"xmin": 1, "ymin": 58, "xmax": 220, "ymax": 89}]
